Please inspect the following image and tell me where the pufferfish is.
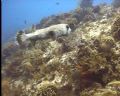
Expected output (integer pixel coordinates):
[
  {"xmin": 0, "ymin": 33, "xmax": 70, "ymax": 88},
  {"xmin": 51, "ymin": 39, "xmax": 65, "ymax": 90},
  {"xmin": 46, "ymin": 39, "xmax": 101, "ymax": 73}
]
[{"xmin": 16, "ymin": 23, "xmax": 73, "ymax": 45}]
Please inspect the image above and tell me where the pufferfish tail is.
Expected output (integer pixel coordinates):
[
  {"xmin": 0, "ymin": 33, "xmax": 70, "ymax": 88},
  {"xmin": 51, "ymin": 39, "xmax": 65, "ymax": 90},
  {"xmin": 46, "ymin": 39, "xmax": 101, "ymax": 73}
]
[{"xmin": 16, "ymin": 31, "xmax": 28, "ymax": 45}]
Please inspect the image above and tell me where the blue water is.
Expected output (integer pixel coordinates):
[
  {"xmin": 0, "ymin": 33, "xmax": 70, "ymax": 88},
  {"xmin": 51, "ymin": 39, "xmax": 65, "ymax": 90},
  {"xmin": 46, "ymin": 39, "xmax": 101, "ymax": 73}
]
[{"xmin": 2, "ymin": 0, "xmax": 112, "ymax": 44}]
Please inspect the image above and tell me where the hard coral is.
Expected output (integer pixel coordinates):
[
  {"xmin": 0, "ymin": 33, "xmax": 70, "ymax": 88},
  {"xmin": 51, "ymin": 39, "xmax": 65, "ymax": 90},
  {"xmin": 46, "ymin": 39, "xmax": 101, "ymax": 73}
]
[
  {"xmin": 92, "ymin": 5, "xmax": 101, "ymax": 13},
  {"xmin": 113, "ymin": 0, "xmax": 120, "ymax": 8},
  {"xmin": 80, "ymin": 0, "xmax": 93, "ymax": 9},
  {"xmin": 80, "ymin": 80, "xmax": 120, "ymax": 96},
  {"xmin": 37, "ymin": 83, "xmax": 57, "ymax": 96},
  {"xmin": 2, "ymin": 79, "xmax": 12, "ymax": 96},
  {"xmin": 111, "ymin": 15, "xmax": 120, "ymax": 40}
]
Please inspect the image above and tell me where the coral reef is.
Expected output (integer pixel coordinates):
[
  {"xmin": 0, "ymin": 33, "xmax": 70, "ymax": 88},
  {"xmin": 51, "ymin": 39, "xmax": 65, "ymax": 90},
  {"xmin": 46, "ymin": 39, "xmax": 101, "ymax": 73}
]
[
  {"xmin": 113, "ymin": 0, "xmax": 120, "ymax": 8},
  {"xmin": 80, "ymin": 0, "xmax": 93, "ymax": 9},
  {"xmin": 80, "ymin": 80, "xmax": 120, "ymax": 96},
  {"xmin": 111, "ymin": 15, "xmax": 120, "ymax": 40},
  {"xmin": 2, "ymin": 3, "xmax": 120, "ymax": 96}
]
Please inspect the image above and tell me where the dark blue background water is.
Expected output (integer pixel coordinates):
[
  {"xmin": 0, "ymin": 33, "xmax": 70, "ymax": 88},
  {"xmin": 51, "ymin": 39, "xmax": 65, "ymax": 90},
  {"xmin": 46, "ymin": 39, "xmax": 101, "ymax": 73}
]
[{"xmin": 2, "ymin": 0, "xmax": 112, "ymax": 44}]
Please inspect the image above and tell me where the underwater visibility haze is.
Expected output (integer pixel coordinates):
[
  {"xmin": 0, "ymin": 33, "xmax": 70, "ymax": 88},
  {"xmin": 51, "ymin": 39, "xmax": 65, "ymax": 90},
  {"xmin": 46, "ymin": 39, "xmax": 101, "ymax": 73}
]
[
  {"xmin": 2, "ymin": 0, "xmax": 112, "ymax": 44},
  {"xmin": 2, "ymin": 0, "xmax": 120, "ymax": 96}
]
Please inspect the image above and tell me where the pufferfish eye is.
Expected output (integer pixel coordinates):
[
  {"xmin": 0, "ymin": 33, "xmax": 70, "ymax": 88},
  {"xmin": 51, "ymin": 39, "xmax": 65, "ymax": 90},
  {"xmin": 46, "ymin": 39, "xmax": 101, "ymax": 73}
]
[{"xmin": 66, "ymin": 25, "xmax": 70, "ymax": 30}]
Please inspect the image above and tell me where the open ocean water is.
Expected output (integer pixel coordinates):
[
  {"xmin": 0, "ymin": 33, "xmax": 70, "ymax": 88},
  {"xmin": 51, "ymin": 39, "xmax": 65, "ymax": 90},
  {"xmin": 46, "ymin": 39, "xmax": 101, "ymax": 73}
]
[{"xmin": 2, "ymin": 0, "xmax": 112, "ymax": 45}]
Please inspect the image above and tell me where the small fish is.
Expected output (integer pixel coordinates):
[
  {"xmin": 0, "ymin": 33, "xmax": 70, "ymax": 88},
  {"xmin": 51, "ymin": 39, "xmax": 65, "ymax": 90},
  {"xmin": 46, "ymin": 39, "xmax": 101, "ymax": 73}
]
[{"xmin": 56, "ymin": 2, "xmax": 60, "ymax": 5}]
